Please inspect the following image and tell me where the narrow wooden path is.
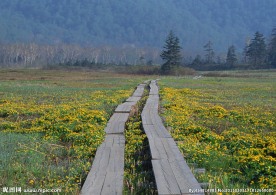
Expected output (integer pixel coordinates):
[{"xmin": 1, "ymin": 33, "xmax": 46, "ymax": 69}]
[
  {"xmin": 81, "ymin": 84, "xmax": 145, "ymax": 195},
  {"xmin": 141, "ymin": 80, "xmax": 203, "ymax": 195}
]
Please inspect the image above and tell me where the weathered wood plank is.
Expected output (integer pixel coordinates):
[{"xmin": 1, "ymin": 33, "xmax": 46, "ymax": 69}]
[
  {"xmin": 82, "ymin": 82, "xmax": 146, "ymax": 195},
  {"xmin": 138, "ymin": 83, "xmax": 147, "ymax": 87},
  {"xmin": 143, "ymin": 123, "xmax": 171, "ymax": 139},
  {"xmin": 132, "ymin": 88, "xmax": 144, "ymax": 97},
  {"xmin": 172, "ymin": 159, "xmax": 204, "ymax": 194},
  {"xmin": 147, "ymin": 138, "xmax": 174, "ymax": 160},
  {"xmin": 126, "ymin": 96, "xmax": 141, "ymax": 102},
  {"xmin": 149, "ymin": 80, "xmax": 159, "ymax": 95},
  {"xmin": 81, "ymin": 146, "xmax": 111, "ymax": 195},
  {"xmin": 105, "ymin": 113, "xmax": 129, "ymax": 134},
  {"xmin": 115, "ymin": 101, "xmax": 136, "ymax": 113},
  {"xmin": 101, "ymin": 172, "xmax": 124, "ymax": 195},
  {"xmin": 101, "ymin": 146, "xmax": 125, "ymax": 195},
  {"xmin": 81, "ymin": 135, "xmax": 125, "ymax": 195},
  {"xmin": 108, "ymin": 113, "xmax": 129, "ymax": 124},
  {"xmin": 152, "ymin": 159, "xmax": 181, "ymax": 195},
  {"xmin": 141, "ymin": 80, "xmax": 203, "ymax": 195},
  {"xmin": 150, "ymin": 138, "xmax": 168, "ymax": 160},
  {"xmin": 104, "ymin": 134, "xmax": 125, "ymax": 146}
]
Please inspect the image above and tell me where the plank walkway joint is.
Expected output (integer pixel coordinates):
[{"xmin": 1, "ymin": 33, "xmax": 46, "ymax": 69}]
[
  {"xmin": 142, "ymin": 80, "xmax": 203, "ymax": 195},
  {"xmin": 81, "ymin": 84, "xmax": 145, "ymax": 195}
]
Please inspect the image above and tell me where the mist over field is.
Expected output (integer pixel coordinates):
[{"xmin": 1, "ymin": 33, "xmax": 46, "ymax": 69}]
[{"xmin": 0, "ymin": 0, "xmax": 275, "ymax": 52}]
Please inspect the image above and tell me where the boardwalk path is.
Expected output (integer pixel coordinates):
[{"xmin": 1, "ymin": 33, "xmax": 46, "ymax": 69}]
[
  {"xmin": 81, "ymin": 81, "xmax": 203, "ymax": 195},
  {"xmin": 81, "ymin": 83, "xmax": 145, "ymax": 195},
  {"xmin": 141, "ymin": 80, "xmax": 203, "ymax": 195}
]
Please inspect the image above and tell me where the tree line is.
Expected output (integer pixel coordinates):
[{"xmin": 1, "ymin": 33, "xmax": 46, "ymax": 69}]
[
  {"xmin": 1, "ymin": 0, "xmax": 275, "ymax": 51},
  {"xmin": 160, "ymin": 28, "xmax": 276, "ymax": 74},
  {"xmin": 0, "ymin": 28, "xmax": 275, "ymax": 74},
  {"xmin": 0, "ymin": 43, "xmax": 160, "ymax": 68}
]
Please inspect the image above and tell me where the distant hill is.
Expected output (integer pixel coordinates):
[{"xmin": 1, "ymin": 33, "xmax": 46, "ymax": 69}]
[{"xmin": 0, "ymin": 0, "xmax": 275, "ymax": 52}]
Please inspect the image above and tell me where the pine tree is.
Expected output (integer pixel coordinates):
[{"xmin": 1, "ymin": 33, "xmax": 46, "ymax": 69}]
[
  {"xmin": 160, "ymin": 31, "xmax": 182, "ymax": 74},
  {"xmin": 268, "ymin": 27, "xmax": 276, "ymax": 68},
  {"xmin": 246, "ymin": 31, "xmax": 267, "ymax": 67},
  {"xmin": 226, "ymin": 45, "xmax": 237, "ymax": 67},
  {"xmin": 204, "ymin": 41, "xmax": 215, "ymax": 64}
]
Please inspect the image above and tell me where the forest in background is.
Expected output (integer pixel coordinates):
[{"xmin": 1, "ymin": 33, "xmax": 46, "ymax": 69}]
[
  {"xmin": 0, "ymin": 0, "xmax": 276, "ymax": 72},
  {"xmin": 1, "ymin": 0, "xmax": 276, "ymax": 51}
]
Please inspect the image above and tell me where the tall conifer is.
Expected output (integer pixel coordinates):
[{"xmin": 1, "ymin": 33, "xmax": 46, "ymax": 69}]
[{"xmin": 160, "ymin": 31, "xmax": 182, "ymax": 74}]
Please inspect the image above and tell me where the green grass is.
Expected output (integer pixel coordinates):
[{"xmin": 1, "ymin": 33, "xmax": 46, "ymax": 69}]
[
  {"xmin": 159, "ymin": 70, "xmax": 276, "ymax": 190},
  {"xmin": 0, "ymin": 69, "xmax": 147, "ymax": 193},
  {"xmin": 123, "ymin": 89, "xmax": 157, "ymax": 195},
  {"xmin": 2, "ymin": 68, "xmax": 275, "ymax": 193}
]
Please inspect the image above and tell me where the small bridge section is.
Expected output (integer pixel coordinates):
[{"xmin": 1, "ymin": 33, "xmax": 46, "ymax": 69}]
[
  {"xmin": 141, "ymin": 80, "xmax": 203, "ymax": 195},
  {"xmin": 81, "ymin": 84, "xmax": 145, "ymax": 195}
]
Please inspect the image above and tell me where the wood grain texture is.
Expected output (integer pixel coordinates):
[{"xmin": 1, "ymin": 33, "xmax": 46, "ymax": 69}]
[
  {"xmin": 126, "ymin": 96, "xmax": 141, "ymax": 102},
  {"xmin": 105, "ymin": 113, "xmax": 129, "ymax": 134},
  {"xmin": 81, "ymin": 135, "xmax": 125, "ymax": 195},
  {"xmin": 82, "ymin": 82, "xmax": 146, "ymax": 195},
  {"xmin": 115, "ymin": 101, "xmax": 136, "ymax": 113},
  {"xmin": 142, "ymin": 80, "xmax": 203, "ymax": 195}
]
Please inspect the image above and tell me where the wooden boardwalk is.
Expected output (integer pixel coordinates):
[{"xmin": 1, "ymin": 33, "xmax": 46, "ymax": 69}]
[
  {"xmin": 81, "ymin": 84, "xmax": 145, "ymax": 195},
  {"xmin": 141, "ymin": 80, "xmax": 203, "ymax": 195},
  {"xmin": 82, "ymin": 81, "xmax": 203, "ymax": 195}
]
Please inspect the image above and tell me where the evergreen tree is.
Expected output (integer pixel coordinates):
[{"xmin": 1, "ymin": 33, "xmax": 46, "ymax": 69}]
[
  {"xmin": 268, "ymin": 27, "xmax": 276, "ymax": 68},
  {"xmin": 226, "ymin": 45, "xmax": 237, "ymax": 67},
  {"xmin": 204, "ymin": 41, "xmax": 215, "ymax": 64},
  {"xmin": 160, "ymin": 31, "xmax": 182, "ymax": 74},
  {"xmin": 246, "ymin": 31, "xmax": 267, "ymax": 67},
  {"xmin": 192, "ymin": 55, "xmax": 203, "ymax": 66}
]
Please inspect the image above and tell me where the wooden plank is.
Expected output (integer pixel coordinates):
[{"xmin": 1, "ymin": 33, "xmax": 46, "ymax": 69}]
[
  {"xmin": 126, "ymin": 96, "xmax": 141, "ymax": 102},
  {"xmin": 132, "ymin": 91, "xmax": 144, "ymax": 97},
  {"xmin": 152, "ymin": 159, "xmax": 181, "ymax": 195},
  {"xmin": 153, "ymin": 123, "xmax": 171, "ymax": 138},
  {"xmin": 115, "ymin": 101, "xmax": 136, "ymax": 113},
  {"xmin": 105, "ymin": 113, "xmax": 129, "ymax": 134},
  {"xmin": 152, "ymin": 157, "xmax": 203, "ymax": 195},
  {"xmin": 101, "ymin": 172, "xmax": 124, "ymax": 195},
  {"xmin": 171, "ymin": 160, "xmax": 203, "ymax": 194},
  {"xmin": 104, "ymin": 134, "xmax": 125, "ymax": 146},
  {"xmin": 165, "ymin": 138, "xmax": 203, "ymax": 194},
  {"xmin": 143, "ymin": 122, "xmax": 171, "ymax": 138},
  {"xmin": 150, "ymin": 138, "xmax": 168, "ymax": 160},
  {"xmin": 101, "ymin": 145, "xmax": 125, "ymax": 195},
  {"xmin": 81, "ymin": 135, "xmax": 125, "ymax": 195},
  {"xmin": 81, "ymin": 146, "xmax": 111, "ymax": 195},
  {"xmin": 141, "ymin": 109, "xmax": 154, "ymax": 125},
  {"xmin": 141, "ymin": 80, "xmax": 203, "ymax": 194},
  {"xmin": 149, "ymin": 81, "xmax": 159, "ymax": 95},
  {"xmin": 82, "ymin": 82, "xmax": 147, "ymax": 195},
  {"xmin": 108, "ymin": 113, "xmax": 129, "ymax": 124},
  {"xmin": 143, "ymin": 124, "xmax": 156, "ymax": 138},
  {"xmin": 165, "ymin": 138, "xmax": 184, "ymax": 162},
  {"xmin": 132, "ymin": 87, "xmax": 144, "ymax": 97},
  {"xmin": 194, "ymin": 168, "xmax": 206, "ymax": 174},
  {"xmin": 147, "ymin": 138, "xmax": 176, "ymax": 160},
  {"xmin": 138, "ymin": 83, "xmax": 147, "ymax": 87}
]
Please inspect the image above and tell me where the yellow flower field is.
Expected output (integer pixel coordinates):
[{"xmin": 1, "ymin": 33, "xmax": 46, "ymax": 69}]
[
  {"xmin": 159, "ymin": 74, "xmax": 276, "ymax": 190},
  {"xmin": 0, "ymin": 69, "xmax": 145, "ymax": 193}
]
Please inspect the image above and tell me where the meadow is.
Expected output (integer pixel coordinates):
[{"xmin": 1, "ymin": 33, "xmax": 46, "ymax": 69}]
[
  {"xmin": 1, "ymin": 69, "xmax": 275, "ymax": 194},
  {"xmin": 0, "ymin": 69, "xmax": 146, "ymax": 193},
  {"xmin": 159, "ymin": 70, "xmax": 276, "ymax": 190}
]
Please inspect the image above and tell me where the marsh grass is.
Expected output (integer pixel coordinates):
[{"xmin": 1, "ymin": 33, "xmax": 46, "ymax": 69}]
[
  {"xmin": 159, "ymin": 70, "xmax": 276, "ymax": 190},
  {"xmin": 124, "ymin": 86, "xmax": 157, "ymax": 195},
  {"xmin": 0, "ymin": 69, "xmax": 147, "ymax": 193}
]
